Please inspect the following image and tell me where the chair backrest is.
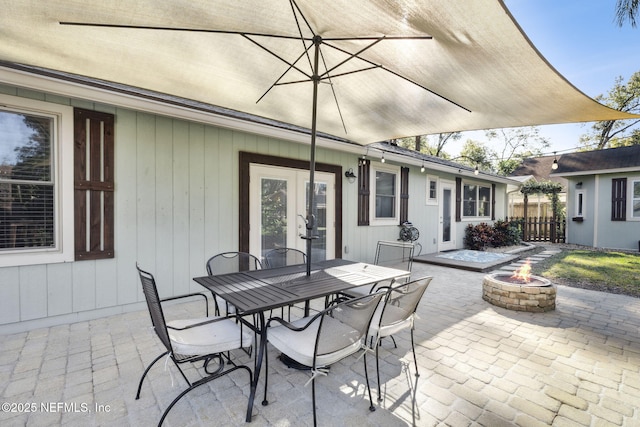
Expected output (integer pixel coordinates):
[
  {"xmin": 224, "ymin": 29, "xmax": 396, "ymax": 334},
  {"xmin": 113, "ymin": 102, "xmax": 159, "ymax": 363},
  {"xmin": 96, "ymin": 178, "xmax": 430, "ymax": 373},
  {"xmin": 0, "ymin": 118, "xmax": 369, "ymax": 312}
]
[
  {"xmin": 379, "ymin": 277, "xmax": 432, "ymax": 328},
  {"xmin": 206, "ymin": 252, "xmax": 262, "ymax": 275},
  {"xmin": 264, "ymin": 247, "xmax": 307, "ymax": 269},
  {"xmin": 315, "ymin": 291, "xmax": 385, "ymax": 360},
  {"xmin": 374, "ymin": 240, "xmax": 414, "ymax": 272},
  {"xmin": 136, "ymin": 264, "xmax": 173, "ymax": 353}
]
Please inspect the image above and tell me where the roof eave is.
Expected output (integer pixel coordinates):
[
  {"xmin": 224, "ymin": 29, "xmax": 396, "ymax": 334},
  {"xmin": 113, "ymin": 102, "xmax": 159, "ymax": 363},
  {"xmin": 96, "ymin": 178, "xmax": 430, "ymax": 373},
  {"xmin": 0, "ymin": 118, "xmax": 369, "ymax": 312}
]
[{"xmin": 553, "ymin": 166, "xmax": 640, "ymax": 177}]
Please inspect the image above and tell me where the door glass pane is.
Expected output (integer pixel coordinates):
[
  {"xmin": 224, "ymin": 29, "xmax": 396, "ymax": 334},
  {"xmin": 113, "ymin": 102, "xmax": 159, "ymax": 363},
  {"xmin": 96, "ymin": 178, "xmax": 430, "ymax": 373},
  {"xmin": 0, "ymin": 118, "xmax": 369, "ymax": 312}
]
[
  {"xmin": 442, "ymin": 188, "xmax": 451, "ymax": 242},
  {"xmin": 261, "ymin": 178, "xmax": 287, "ymax": 258},
  {"xmin": 306, "ymin": 181, "xmax": 327, "ymax": 262}
]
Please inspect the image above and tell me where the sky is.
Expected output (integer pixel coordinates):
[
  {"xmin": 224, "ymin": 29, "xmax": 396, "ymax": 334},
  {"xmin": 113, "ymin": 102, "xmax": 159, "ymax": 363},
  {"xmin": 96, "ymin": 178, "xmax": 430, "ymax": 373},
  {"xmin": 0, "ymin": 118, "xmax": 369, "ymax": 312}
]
[{"xmin": 453, "ymin": 0, "xmax": 640, "ymax": 157}]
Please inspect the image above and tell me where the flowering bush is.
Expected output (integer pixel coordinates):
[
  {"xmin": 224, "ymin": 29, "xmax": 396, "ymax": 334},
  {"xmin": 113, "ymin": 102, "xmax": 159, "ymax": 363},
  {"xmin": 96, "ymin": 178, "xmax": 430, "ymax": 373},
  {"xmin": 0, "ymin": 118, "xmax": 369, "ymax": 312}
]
[{"xmin": 464, "ymin": 220, "xmax": 522, "ymax": 251}]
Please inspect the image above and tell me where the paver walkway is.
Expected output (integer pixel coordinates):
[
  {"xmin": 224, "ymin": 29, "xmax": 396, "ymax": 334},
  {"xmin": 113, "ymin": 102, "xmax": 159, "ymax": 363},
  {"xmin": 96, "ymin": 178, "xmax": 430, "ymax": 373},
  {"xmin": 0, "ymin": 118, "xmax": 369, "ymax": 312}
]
[{"xmin": 1, "ymin": 260, "xmax": 639, "ymax": 426}]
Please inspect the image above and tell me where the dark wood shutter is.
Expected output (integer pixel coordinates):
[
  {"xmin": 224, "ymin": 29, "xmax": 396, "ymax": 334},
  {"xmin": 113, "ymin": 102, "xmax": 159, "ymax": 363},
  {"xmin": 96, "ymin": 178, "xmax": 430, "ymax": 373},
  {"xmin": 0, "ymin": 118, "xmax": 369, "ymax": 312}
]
[
  {"xmin": 74, "ymin": 108, "xmax": 115, "ymax": 260},
  {"xmin": 611, "ymin": 178, "xmax": 627, "ymax": 221},
  {"xmin": 455, "ymin": 177, "xmax": 462, "ymax": 222},
  {"xmin": 357, "ymin": 159, "xmax": 370, "ymax": 226},
  {"xmin": 491, "ymin": 183, "xmax": 496, "ymax": 220},
  {"xmin": 400, "ymin": 167, "xmax": 409, "ymax": 224}
]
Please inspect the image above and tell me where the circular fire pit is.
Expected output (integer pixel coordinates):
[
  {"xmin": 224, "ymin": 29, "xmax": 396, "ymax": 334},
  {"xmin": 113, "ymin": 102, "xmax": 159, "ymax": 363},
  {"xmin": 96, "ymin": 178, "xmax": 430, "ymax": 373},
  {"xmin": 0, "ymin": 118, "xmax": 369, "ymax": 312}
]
[{"xmin": 483, "ymin": 272, "xmax": 556, "ymax": 312}]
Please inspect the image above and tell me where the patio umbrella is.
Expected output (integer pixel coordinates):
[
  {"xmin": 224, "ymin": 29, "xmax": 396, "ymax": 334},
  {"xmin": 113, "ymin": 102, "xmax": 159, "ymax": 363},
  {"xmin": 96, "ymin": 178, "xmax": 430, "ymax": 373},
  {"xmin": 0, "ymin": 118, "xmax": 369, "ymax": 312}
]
[{"xmin": 1, "ymin": 0, "xmax": 637, "ymax": 274}]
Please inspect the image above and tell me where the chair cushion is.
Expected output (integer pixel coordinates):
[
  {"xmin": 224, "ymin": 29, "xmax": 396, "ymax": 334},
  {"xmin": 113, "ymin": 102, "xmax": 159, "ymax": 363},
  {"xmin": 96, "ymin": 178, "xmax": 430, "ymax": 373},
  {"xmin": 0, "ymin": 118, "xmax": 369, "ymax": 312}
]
[
  {"xmin": 268, "ymin": 316, "xmax": 362, "ymax": 368},
  {"xmin": 167, "ymin": 317, "xmax": 253, "ymax": 356},
  {"xmin": 368, "ymin": 303, "xmax": 413, "ymax": 340}
]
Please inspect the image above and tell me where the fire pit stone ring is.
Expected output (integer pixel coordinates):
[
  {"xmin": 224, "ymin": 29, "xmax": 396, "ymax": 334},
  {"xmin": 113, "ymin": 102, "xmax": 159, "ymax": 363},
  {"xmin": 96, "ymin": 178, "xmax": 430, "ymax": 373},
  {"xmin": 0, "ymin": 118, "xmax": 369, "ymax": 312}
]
[{"xmin": 482, "ymin": 272, "xmax": 556, "ymax": 312}]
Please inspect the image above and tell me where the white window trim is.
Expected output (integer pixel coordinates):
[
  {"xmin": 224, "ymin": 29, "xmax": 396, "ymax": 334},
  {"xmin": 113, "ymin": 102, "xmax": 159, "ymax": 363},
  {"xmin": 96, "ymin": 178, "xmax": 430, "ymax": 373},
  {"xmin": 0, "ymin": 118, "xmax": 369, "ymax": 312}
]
[
  {"xmin": 461, "ymin": 180, "xmax": 492, "ymax": 220},
  {"xmin": 0, "ymin": 94, "xmax": 74, "ymax": 267},
  {"xmin": 370, "ymin": 163, "xmax": 400, "ymax": 226},
  {"xmin": 575, "ymin": 189, "xmax": 586, "ymax": 219},
  {"xmin": 426, "ymin": 175, "xmax": 438, "ymax": 205},
  {"xmin": 628, "ymin": 177, "xmax": 640, "ymax": 221}
]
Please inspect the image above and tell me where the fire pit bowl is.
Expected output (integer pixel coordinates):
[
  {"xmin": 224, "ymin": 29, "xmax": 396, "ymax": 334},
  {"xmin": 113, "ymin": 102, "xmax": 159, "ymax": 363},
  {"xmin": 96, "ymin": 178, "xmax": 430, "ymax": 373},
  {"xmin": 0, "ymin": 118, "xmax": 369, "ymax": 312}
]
[{"xmin": 482, "ymin": 272, "xmax": 556, "ymax": 312}]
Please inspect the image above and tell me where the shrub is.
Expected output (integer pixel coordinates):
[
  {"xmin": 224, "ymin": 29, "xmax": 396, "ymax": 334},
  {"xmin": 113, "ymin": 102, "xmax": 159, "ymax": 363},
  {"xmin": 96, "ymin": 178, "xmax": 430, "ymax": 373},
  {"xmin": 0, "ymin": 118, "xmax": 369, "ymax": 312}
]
[
  {"xmin": 492, "ymin": 220, "xmax": 521, "ymax": 247},
  {"xmin": 464, "ymin": 223, "xmax": 493, "ymax": 250},
  {"xmin": 464, "ymin": 220, "xmax": 522, "ymax": 250}
]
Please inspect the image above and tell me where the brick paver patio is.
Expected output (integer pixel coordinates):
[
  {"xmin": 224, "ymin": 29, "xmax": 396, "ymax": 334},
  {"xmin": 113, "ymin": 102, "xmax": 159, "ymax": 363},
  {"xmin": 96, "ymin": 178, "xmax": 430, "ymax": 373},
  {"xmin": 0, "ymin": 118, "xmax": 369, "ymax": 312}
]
[{"xmin": 1, "ymin": 260, "xmax": 639, "ymax": 426}]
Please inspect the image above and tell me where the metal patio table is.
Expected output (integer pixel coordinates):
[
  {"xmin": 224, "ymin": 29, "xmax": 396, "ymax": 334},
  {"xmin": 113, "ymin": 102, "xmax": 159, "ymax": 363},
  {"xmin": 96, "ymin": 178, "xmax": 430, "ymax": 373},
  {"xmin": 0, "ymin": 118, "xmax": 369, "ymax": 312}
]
[{"xmin": 193, "ymin": 258, "xmax": 410, "ymax": 422}]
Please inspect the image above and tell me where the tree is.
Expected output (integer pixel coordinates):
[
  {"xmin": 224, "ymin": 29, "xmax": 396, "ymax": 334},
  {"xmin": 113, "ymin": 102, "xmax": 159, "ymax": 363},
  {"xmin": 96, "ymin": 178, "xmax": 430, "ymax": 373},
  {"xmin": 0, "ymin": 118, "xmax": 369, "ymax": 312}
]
[
  {"xmin": 484, "ymin": 126, "xmax": 549, "ymax": 175},
  {"xmin": 457, "ymin": 139, "xmax": 493, "ymax": 171},
  {"xmin": 616, "ymin": 0, "xmax": 639, "ymax": 28},
  {"xmin": 394, "ymin": 132, "xmax": 460, "ymax": 157},
  {"xmin": 580, "ymin": 72, "xmax": 640, "ymax": 149}
]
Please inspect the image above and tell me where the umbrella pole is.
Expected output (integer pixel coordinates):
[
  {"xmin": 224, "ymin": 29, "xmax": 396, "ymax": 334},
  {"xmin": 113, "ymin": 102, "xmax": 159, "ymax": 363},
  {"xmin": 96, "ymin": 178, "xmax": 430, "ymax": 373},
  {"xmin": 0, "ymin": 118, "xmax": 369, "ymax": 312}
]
[{"xmin": 305, "ymin": 36, "xmax": 322, "ymax": 276}]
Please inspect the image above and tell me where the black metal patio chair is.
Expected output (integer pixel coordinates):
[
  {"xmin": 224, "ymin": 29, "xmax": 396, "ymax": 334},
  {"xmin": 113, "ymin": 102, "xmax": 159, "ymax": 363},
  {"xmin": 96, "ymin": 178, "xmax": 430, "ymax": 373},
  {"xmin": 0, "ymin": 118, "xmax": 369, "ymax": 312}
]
[
  {"xmin": 368, "ymin": 276, "xmax": 432, "ymax": 401},
  {"xmin": 263, "ymin": 247, "xmax": 306, "ymax": 269},
  {"xmin": 135, "ymin": 264, "xmax": 253, "ymax": 426},
  {"xmin": 263, "ymin": 247, "xmax": 307, "ymax": 318},
  {"xmin": 342, "ymin": 240, "xmax": 414, "ymax": 298},
  {"xmin": 206, "ymin": 251, "xmax": 263, "ymax": 315},
  {"xmin": 263, "ymin": 291, "xmax": 386, "ymax": 426}
]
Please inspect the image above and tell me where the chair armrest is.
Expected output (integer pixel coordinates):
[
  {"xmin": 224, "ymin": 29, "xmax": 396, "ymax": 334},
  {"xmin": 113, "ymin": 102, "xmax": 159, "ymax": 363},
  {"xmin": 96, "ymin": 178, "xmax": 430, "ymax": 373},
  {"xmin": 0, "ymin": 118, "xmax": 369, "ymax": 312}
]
[
  {"xmin": 266, "ymin": 311, "xmax": 323, "ymax": 331},
  {"xmin": 161, "ymin": 292, "xmax": 210, "ymax": 317},
  {"xmin": 166, "ymin": 315, "xmax": 234, "ymax": 331}
]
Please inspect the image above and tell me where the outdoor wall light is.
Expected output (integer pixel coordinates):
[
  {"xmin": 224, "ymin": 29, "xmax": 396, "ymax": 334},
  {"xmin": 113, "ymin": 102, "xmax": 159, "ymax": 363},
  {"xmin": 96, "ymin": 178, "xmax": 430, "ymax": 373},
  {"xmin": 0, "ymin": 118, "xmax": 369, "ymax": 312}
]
[
  {"xmin": 576, "ymin": 182, "xmax": 582, "ymax": 189},
  {"xmin": 345, "ymin": 168, "xmax": 357, "ymax": 183},
  {"xmin": 381, "ymin": 152, "xmax": 385, "ymax": 163},
  {"xmin": 551, "ymin": 151, "xmax": 559, "ymax": 170},
  {"xmin": 474, "ymin": 165, "xmax": 479, "ymax": 175},
  {"xmin": 420, "ymin": 160, "xmax": 425, "ymax": 173}
]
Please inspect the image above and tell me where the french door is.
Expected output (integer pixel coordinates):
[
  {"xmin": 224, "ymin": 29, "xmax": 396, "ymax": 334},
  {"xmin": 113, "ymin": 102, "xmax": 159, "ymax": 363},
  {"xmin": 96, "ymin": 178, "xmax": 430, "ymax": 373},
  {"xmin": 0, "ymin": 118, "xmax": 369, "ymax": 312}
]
[
  {"xmin": 249, "ymin": 164, "xmax": 335, "ymax": 262},
  {"xmin": 438, "ymin": 179, "xmax": 456, "ymax": 252}
]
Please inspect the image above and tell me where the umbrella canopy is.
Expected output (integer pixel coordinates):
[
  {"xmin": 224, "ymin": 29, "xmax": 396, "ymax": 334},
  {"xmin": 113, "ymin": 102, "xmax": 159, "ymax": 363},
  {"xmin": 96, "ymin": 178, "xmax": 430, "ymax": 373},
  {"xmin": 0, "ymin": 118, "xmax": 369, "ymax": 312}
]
[
  {"xmin": 2, "ymin": 0, "xmax": 637, "ymax": 272},
  {"xmin": 2, "ymin": 0, "xmax": 636, "ymax": 143}
]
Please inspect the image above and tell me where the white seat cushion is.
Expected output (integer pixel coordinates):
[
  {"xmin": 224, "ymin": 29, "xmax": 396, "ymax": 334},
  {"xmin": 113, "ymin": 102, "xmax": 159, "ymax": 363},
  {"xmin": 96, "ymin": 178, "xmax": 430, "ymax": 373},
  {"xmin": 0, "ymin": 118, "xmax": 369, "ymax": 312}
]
[
  {"xmin": 368, "ymin": 303, "xmax": 413, "ymax": 340},
  {"xmin": 167, "ymin": 317, "xmax": 253, "ymax": 356},
  {"xmin": 268, "ymin": 316, "xmax": 362, "ymax": 367}
]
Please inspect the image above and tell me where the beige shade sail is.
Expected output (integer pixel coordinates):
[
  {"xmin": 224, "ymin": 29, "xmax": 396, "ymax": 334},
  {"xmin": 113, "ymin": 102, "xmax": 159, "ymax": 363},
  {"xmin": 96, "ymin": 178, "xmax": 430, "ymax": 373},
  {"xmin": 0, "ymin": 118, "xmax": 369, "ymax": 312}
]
[{"xmin": 1, "ymin": 0, "xmax": 637, "ymax": 145}]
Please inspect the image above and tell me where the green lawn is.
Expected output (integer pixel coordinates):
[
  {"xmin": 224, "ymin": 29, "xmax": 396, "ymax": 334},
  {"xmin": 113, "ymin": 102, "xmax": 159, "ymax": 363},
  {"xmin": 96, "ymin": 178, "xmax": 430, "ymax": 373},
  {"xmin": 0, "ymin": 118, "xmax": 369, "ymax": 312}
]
[{"xmin": 531, "ymin": 249, "xmax": 640, "ymax": 297}]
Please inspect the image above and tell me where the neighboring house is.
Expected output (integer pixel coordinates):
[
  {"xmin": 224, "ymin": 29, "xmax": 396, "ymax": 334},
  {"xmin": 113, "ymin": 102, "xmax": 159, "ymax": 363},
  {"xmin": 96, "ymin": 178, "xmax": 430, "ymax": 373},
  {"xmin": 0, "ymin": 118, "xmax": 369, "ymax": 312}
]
[
  {"xmin": 551, "ymin": 145, "xmax": 640, "ymax": 251},
  {"xmin": 0, "ymin": 65, "xmax": 517, "ymax": 332},
  {"xmin": 509, "ymin": 155, "xmax": 567, "ymax": 218}
]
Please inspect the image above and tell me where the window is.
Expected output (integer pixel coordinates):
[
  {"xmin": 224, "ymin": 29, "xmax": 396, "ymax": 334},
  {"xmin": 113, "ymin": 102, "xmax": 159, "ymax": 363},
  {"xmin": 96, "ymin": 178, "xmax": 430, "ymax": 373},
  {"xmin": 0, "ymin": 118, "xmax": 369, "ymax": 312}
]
[
  {"xmin": 611, "ymin": 178, "xmax": 626, "ymax": 221},
  {"xmin": 426, "ymin": 175, "xmax": 438, "ymax": 204},
  {"xmin": 462, "ymin": 181, "xmax": 491, "ymax": 218},
  {"xmin": 0, "ymin": 95, "xmax": 73, "ymax": 267},
  {"xmin": 575, "ymin": 190, "xmax": 585, "ymax": 218},
  {"xmin": 368, "ymin": 164, "xmax": 401, "ymax": 226},
  {"xmin": 631, "ymin": 179, "xmax": 640, "ymax": 220},
  {"xmin": 358, "ymin": 161, "xmax": 408, "ymax": 226},
  {"xmin": 375, "ymin": 170, "xmax": 396, "ymax": 218}
]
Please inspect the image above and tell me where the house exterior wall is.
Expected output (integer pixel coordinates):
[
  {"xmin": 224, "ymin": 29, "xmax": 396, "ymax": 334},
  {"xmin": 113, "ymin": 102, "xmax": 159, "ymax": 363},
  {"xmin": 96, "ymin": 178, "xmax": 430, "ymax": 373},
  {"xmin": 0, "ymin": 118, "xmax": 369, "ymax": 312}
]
[
  {"xmin": 0, "ymin": 82, "xmax": 510, "ymax": 332},
  {"xmin": 565, "ymin": 176, "xmax": 596, "ymax": 247},
  {"xmin": 565, "ymin": 173, "xmax": 640, "ymax": 251}
]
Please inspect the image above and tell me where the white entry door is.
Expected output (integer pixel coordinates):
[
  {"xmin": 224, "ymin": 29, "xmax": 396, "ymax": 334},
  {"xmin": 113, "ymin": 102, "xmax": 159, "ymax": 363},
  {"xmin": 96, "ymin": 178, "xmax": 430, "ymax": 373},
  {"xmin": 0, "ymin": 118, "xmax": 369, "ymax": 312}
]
[
  {"xmin": 249, "ymin": 164, "xmax": 335, "ymax": 262},
  {"xmin": 438, "ymin": 179, "xmax": 456, "ymax": 252}
]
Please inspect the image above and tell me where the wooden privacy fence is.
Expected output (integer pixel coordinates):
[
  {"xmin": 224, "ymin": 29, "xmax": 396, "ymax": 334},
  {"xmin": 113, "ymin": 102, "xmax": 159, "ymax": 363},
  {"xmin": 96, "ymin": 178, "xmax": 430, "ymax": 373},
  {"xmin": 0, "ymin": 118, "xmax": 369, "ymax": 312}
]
[{"xmin": 506, "ymin": 216, "xmax": 566, "ymax": 243}]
